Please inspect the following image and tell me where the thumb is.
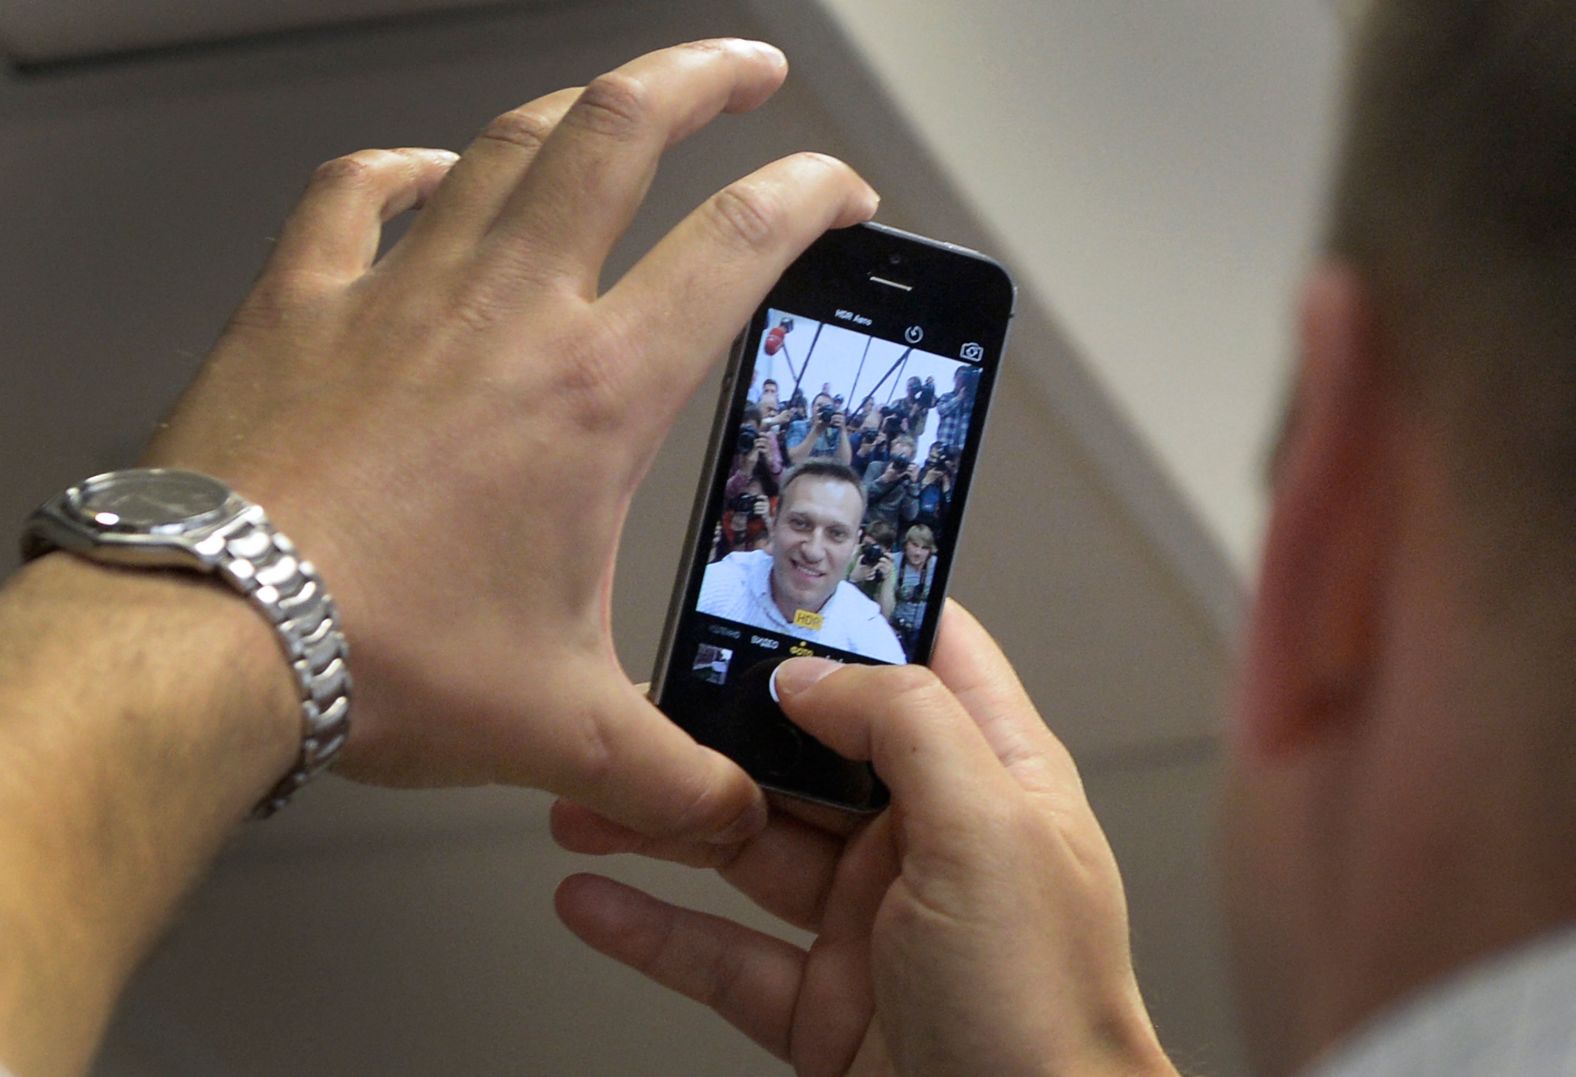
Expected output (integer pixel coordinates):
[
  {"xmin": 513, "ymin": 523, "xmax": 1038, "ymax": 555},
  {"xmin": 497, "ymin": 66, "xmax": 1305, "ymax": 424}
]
[{"xmin": 506, "ymin": 677, "xmax": 767, "ymax": 844}]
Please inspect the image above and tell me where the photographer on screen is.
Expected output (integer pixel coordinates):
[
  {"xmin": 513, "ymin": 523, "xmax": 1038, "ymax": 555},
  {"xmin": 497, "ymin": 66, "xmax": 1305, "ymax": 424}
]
[
  {"xmin": 896, "ymin": 374, "xmax": 937, "ymax": 438},
  {"xmin": 715, "ymin": 492, "xmax": 772, "ymax": 559},
  {"xmin": 785, "ymin": 391, "xmax": 852, "ymax": 465},
  {"xmin": 861, "ymin": 433, "xmax": 919, "ymax": 530},
  {"xmin": 850, "ymin": 404, "xmax": 899, "ymax": 475},
  {"xmin": 847, "ymin": 519, "xmax": 897, "ymax": 618},
  {"xmin": 889, "ymin": 523, "xmax": 938, "ymax": 658},
  {"xmin": 726, "ymin": 405, "xmax": 783, "ymax": 490},
  {"xmin": 933, "ymin": 365, "xmax": 978, "ymax": 456},
  {"xmin": 914, "ymin": 440, "xmax": 956, "ymax": 539}
]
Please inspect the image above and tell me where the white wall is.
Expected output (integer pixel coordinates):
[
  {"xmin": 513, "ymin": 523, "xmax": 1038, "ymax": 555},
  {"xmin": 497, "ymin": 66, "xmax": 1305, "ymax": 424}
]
[{"xmin": 811, "ymin": 0, "xmax": 1345, "ymax": 572}]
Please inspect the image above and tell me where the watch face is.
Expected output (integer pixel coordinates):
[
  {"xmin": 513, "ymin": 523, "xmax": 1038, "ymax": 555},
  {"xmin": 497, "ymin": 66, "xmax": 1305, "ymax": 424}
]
[{"xmin": 69, "ymin": 469, "xmax": 233, "ymax": 533}]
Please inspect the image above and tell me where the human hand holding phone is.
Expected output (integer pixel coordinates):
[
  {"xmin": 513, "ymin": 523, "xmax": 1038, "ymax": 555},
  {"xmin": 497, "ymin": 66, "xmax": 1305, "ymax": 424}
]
[
  {"xmin": 554, "ymin": 602, "xmax": 1177, "ymax": 1076},
  {"xmin": 141, "ymin": 40, "xmax": 879, "ymax": 839}
]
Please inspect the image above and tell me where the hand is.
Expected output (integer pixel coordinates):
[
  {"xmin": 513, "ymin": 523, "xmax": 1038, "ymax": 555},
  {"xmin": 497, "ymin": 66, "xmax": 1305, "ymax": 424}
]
[
  {"xmin": 849, "ymin": 554, "xmax": 883, "ymax": 584},
  {"xmin": 831, "ymin": 411, "xmax": 846, "ymax": 431},
  {"xmin": 140, "ymin": 40, "xmax": 879, "ymax": 840},
  {"xmin": 754, "ymin": 495, "xmax": 772, "ymax": 518},
  {"xmin": 755, "ymin": 435, "xmax": 773, "ymax": 455},
  {"xmin": 551, "ymin": 602, "xmax": 1176, "ymax": 1076}
]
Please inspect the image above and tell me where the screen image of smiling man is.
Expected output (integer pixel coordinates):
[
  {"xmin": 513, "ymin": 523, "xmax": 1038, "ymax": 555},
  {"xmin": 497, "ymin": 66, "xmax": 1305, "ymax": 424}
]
[{"xmin": 699, "ymin": 461, "xmax": 905, "ymax": 662}]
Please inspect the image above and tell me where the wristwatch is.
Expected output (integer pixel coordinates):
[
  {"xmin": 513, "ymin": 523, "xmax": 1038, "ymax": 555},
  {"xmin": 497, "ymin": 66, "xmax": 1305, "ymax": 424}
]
[{"xmin": 20, "ymin": 468, "xmax": 351, "ymax": 819}]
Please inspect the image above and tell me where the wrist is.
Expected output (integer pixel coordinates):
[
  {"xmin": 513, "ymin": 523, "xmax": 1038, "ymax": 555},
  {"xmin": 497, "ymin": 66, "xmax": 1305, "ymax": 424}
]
[
  {"xmin": 5, "ymin": 551, "xmax": 299, "ymax": 776},
  {"xmin": 1048, "ymin": 995, "xmax": 1177, "ymax": 1077}
]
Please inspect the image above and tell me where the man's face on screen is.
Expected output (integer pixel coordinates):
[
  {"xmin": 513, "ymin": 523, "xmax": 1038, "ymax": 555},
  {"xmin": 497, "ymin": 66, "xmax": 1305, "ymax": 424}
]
[{"xmin": 768, "ymin": 475, "xmax": 862, "ymax": 614}]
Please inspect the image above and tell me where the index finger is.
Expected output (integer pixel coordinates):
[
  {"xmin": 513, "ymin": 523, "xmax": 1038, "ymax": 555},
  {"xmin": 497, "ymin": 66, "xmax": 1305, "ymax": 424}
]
[
  {"xmin": 602, "ymin": 154, "xmax": 878, "ymax": 430},
  {"xmin": 481, "ymin": 38, "xmax": 791, "ymax": 293},
  {"xmin": 929, "ymin": 600, "xmax": 1081, "ymax": 791}
]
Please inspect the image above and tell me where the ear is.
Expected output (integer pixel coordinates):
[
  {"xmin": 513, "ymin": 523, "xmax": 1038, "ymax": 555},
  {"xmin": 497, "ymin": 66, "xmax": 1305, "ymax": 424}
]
[{"xmin": 1235, "ymin": 262, "xmax": 1399, "ymax": 758}]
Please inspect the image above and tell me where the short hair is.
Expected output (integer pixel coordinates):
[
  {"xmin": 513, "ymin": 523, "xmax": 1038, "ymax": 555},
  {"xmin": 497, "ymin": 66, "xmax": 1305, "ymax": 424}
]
[
  {"xmin": 865, "ymin": 518, "xmax": 898, "ymax": 548},
  {"xmin": 904, "ymin": 524, "xmax": 936, "ymax": 550},
  {"xmin": 762, "ymin": 378, "xmax": 777, "ymax": 389},
  {"xmin": 1327, "ymin": 1, "xmax": 1575, "ymax": 593},
  {"xmin": 892, "ymin": 434, "xmax": 917, "ymax": 451},
  {"xmin": 778, "ymin": 460, "xmax": 867, "ymax": 516}
]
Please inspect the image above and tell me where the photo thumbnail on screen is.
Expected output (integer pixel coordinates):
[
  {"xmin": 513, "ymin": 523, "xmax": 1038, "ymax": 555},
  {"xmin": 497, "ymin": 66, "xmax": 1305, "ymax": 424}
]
[{"xmin": 696, "ymin": 308, "xmax": 984, "ymax": 664}]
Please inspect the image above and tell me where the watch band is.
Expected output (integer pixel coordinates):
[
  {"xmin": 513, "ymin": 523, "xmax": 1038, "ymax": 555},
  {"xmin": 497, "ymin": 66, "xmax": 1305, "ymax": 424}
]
[
  {"xmin": 20, "ymin": 469, "xmax": 352, "ymax": 820},
  {"xmin": 200, "ymin": 507, "xmax": 352, "ymax": 819}
]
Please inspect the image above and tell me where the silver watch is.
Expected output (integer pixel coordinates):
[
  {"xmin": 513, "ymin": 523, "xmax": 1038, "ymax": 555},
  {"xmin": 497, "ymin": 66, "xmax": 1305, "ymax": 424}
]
[{"xmin": 20, "ymin": 468, "xmax": 351, "ymax": 819}]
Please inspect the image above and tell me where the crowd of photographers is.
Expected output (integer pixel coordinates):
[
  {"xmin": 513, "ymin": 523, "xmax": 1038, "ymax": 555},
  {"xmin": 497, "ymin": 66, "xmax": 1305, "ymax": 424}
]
[{"xmin": 713, "ymin": 363, "xmax": 979, "ymax": 659}]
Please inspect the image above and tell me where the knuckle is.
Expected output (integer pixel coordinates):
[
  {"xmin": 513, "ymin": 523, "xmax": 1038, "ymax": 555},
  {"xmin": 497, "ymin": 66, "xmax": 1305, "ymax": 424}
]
[
  {"xmin": 571, "ymin": 71, "xmax": 652, "ymax": 140},
  {"xmin": 875, "ymin": 662, "xmax": 945, "ymax": 703},
  {"xmin": 478, "ymin": 106, "xmax": 557, "ymax": 152},
  {"xmin": 703, "ymin": 182, "xmax": 782, "ymax": 254},
  {"xmin": 793, "ymin": 149, "xmax": 853, "ymax": 178},
  {"xmin": 677, "ymin": 37, "xmax": 732, "ymax": 58},
  {"xmin": 309, "ymin": 149, "xmax": 387, "ymax": 188},
  {"xmin": 230, "ymin": 268, "xmax": 331, "ymax": 331},
  {"xmin": 702, "ymin": 944, "xmax": 754, "ymax": 1015},
  {"xmin": 564, "ymin": 713, "xmax": 619, "ymax": 797},
  {"xmin": 552, "ymin": 328, "xmax": 629, "ymax": 429}
]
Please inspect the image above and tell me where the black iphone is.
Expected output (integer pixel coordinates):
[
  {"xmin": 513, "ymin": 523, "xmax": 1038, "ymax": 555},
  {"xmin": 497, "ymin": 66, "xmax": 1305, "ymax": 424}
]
[{"xmin": 652, "ymin": 222, "xmax": 1015, "ymax": 812}]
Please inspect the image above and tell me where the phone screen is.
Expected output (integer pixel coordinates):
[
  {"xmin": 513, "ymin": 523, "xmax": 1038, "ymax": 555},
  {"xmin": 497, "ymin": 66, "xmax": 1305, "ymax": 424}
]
[{"xmin": 655, "ymin": 224, "xmax": 1014, "ymax": 810}]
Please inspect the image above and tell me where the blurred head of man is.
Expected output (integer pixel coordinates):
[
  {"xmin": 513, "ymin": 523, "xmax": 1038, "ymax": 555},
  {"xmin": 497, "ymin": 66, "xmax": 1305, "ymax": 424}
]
[
  {"xmin": 1225, "ymin": 3, "xmax": 1576, "ymax": 1072},
  {"xmin": 767, "ymin": 462, "xmax": 865, "ymax": 619}
]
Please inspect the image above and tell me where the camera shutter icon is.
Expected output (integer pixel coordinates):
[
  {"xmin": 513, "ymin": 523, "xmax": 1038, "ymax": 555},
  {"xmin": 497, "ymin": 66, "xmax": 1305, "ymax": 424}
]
[{"xmin": 960, "ymin": 342, "xmax": 984, "ymax": 361}]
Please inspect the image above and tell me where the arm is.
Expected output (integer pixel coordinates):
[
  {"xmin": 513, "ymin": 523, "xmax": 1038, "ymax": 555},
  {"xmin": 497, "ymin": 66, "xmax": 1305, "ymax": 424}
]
[
  {"xmin": 0, "ymin": 556, "xmax": 297, "ymax": 1077},
  {"xmin": 832, "ymin": 416, "xmax": 852, "ymax": 466},
  {"xmin": 875, "ymin": 555, "xmax": 896, "ymax": 618},
  {"xmin": 723, "ymin": 457, "xmax": 754, "ymax": 499},
  {"xmin": 785, "ymin": 419, "xmax": 822, "ymax": 465},
  {"xmin": 862, "ymin": 459, "xmax": 897, "ymax": 503},
  {"xmin": 0, "ymin": 39, "xmax": 880, "ymax": 1076},
  {"xmin": 899, "ymin": 469, "xmax": 920, "ymax": 525}
]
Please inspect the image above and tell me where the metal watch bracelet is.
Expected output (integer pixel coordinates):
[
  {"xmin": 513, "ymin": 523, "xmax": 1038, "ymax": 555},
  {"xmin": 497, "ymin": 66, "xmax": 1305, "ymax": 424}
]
[{"xmin": 198, "ymin": 507, "xmax": 352, "ymax": 819}]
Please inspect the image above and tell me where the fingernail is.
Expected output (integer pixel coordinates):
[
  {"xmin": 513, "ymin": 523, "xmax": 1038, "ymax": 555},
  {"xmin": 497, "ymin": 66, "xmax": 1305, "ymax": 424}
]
[
  {"xmin": 708, "ymin": 795, "xmax": 768, "ymax": 845},
  {"xmin": 740, "ymin": 39, "xmax": 788, "ymax": 69},
  {"xmin": 863, "ymin": 186, "xmax": 882, "ymax": 219},
  {"xmin": 772, "ymin": 657, "xmax": 842, "ymax": 699}
]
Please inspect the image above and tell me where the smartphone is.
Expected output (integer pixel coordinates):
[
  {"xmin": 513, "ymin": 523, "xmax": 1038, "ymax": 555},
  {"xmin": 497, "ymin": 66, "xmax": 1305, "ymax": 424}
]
[{"xmin": 652, "ymin": 222, "xmax": 1015, "ymax": 812}]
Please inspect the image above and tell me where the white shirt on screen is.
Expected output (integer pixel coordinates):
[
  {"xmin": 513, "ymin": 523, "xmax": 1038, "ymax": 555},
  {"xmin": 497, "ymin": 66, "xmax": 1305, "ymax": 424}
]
[{"xmin": 698, "ymin": 549, "xmax": 905, "ymax": 663}]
